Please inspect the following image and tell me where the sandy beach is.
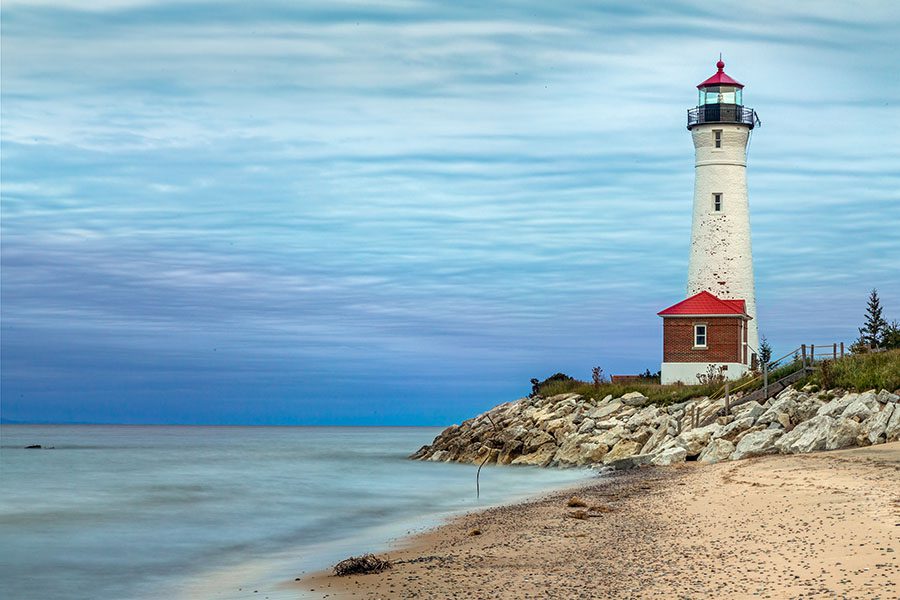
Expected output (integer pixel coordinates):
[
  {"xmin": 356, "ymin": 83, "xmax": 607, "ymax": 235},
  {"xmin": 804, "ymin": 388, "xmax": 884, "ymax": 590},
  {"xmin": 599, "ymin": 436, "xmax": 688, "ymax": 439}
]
[{"xmin": 297, "ymin": 443, "xmax": 900, "ymax": 599}]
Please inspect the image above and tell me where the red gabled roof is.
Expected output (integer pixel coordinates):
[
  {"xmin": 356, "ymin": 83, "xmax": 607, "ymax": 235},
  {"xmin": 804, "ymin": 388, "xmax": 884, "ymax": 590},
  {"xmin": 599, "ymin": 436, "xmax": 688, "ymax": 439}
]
[
  {"xmin": 697, "ymin": 59, "xmax": 744, "ymax": 89},
  {"xmin": 658, "ymin": 290, "xmax": 748, "ymax": 317}
]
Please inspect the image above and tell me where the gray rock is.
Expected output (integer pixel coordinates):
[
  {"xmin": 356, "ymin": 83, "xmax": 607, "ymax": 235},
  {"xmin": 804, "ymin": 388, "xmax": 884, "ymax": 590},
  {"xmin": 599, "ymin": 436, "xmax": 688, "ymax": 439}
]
[
  {"xmin": 698, "ymin": 438, "xmax": 735, "ymax": 463},
  {"xmin": 626, "ymin": 406, "xmax": 659, "ymax": 429},
  {"xmin": 841, "ymin": 391, "xmax": 880, "ymax": 422},
  {"xmin": 602, "ymin": 439, "xmax": 642, "ymax": 465},
  {"xmin": 511, "ymin": 442, "xmax": 557, "ymax": 466},
  {"xmin": 576, "ymin": 418, "xmax": 596, "ymax": 434},
  {"xmin": 673, "ymin": 423, "xmax": 722, "ymax": 456},
  {"xmin": 605, "ymin": 453, "xmax": 653, "ymax": 471},
  {"xmin": 825, "ymin": 418, "xmax": 861, "ymax": 450},
  {"xmin": 716, "ymin": 415, "xmax": 755, "ymax": 441},
  {"xmin": 757, "ymin": 397, "xmax": 798, "ymax": 426},
  {"xmin": 524, "ymin": 430, "xmax": 554, "ymax": 451},
  {"xmin": 817, "ymin": 392, "xmax": 858, "ymax": 418},
  {"xmin": 640, "ymin": 420, "xmax": 674, "ymax": 455},
  {"xmin": 594, "ymin": 425, "xmax": 627, "ymax": 448},
  {"xmin": 731, "ymin": 429, "xmax": 783, "ymax": 460},
  {"xmin": 860, "ymin": 404, "xmax": 894, "ymax": 445},
  {"xmin": 885, "ymin": 405, "xmax": 900, "ymax": 442},
  {"xmin": 877, "ymin": 390, "xmax": 899, "ymax": 404},
  {"xmin": 620, "ymin": 391, "xmax": 649, "ymax": 407},
  {"xmin": 588, "ymin": 401, "xmax": 623, "ymax": 421},
  {"xmin": 776, "ymin": 415, "xmax": 833, "ymax": 454},
  {"xmin": 651, "ymin": 447, "xmax": 687, "ymax": 466},
  {"xmin": 733, "ymin": 401, "xmax": 766, "ymax": 423}
]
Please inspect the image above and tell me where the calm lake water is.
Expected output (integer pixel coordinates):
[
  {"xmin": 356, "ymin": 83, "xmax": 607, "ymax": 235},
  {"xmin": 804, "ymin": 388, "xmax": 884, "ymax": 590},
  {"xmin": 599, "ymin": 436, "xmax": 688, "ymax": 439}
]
[{"xmin": 0, "ymin": 425, "xmax": 594, "ymax": 599}]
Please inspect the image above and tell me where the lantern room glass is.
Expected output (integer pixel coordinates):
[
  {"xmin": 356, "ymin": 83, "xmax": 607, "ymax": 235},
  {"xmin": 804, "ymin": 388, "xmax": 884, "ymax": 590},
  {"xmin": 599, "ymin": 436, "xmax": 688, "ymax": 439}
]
[{"xmin": 698, "ymin": 86, "xmax": 742, "ymax": 106}]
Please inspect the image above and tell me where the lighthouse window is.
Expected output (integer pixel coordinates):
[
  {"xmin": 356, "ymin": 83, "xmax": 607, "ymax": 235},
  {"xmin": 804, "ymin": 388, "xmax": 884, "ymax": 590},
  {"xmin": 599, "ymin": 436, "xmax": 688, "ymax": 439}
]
[
  {"xmin": 713, "ymin": 193, "xmax": 722, "ymax": 211},
  {"xmin": 713, "ymin": 130, "xmax": 722, "ymax": 148},
  {"xmin": 694, "ymin": 324, "xmax": 708, "ymax": 348}
]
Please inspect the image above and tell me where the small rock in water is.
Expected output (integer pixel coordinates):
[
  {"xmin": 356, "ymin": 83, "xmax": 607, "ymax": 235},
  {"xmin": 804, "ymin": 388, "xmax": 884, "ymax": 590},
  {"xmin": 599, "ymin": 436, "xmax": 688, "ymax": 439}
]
[{"xmin": 25, "ymin": 444, "xmax": 42, "ymax": 449}]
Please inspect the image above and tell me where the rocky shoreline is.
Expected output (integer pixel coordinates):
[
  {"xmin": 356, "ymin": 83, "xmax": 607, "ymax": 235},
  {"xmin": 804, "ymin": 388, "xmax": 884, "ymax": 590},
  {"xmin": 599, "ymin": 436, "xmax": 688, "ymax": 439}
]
[{"xmin": 411, "ymin": 386, "xmax": 900, "ymax": 469}]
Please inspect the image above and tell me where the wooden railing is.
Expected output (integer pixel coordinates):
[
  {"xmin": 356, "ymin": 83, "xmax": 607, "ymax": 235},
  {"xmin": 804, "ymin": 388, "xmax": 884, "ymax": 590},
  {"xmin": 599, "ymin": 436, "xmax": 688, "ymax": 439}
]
[{"xmin": 692, "ymin": 342, "xmax": 847, "ymax": 429}]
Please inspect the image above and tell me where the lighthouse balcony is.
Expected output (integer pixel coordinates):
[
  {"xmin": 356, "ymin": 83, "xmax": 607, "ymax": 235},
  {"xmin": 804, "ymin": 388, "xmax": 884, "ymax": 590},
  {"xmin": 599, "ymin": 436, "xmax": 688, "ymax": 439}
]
[{"xmin": 687, "ymin": 104, "xmax": 758, "ymax": 130}]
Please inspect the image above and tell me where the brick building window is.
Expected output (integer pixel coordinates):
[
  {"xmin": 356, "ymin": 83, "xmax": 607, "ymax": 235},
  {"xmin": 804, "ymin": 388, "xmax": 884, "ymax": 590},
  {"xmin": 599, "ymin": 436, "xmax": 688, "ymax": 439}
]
[
  {"xmin": 693, "ymin": 323, "xmax": 707, "ymax": 348},
  {"xmin": 713, "ymin": 193, "xmax": 722, "ymax": 211}
]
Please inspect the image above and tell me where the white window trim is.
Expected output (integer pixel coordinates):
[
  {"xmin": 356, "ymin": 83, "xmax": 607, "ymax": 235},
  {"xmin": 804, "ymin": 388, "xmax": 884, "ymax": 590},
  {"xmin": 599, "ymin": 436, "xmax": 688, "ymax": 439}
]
[
  {"xmin": 713, "ymin": 193, "xmax": 722, "ymax": 212},
  {"xmin": 713, "ymin": 129, "xmax": 723, "ymax": 149},
  {"xmin": 693, "ymin": 323, "xmax": 708, "ymax": 349}
]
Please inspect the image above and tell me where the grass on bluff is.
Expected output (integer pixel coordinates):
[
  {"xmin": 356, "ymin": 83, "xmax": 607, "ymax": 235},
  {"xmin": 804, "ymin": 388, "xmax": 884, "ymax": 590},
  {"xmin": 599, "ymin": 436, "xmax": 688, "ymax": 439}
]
[
  {"xmin": 539, "ymin": 349, "xmax": 900, "ymax": 407},
  {"xmin": 806, "ymin": 348, "xmax": 900, "ymax": 392},
  {"xmin": 536, "ymin": 377, "xmax": 727, "ymax": 406}
]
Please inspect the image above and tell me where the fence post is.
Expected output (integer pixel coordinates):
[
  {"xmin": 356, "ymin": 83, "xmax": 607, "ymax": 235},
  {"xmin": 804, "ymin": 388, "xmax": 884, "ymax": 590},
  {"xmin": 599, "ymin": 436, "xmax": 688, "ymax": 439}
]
[
  {"xmin": 725, "ymin": 381, "xmax": 730, "ymax": 414},
  {"xmin": 801, "ymin": 344, "xmax": 807, "ymax": 369},
  {"xmin": 763, "ymin": 361, "xmax": 768, "ymax": 400},
  {"xmin": 840, "ymin": 342, "xmax": 844, "ymax": 358},
  {"xmin": 833, "ymin": 343, "xmax": 837, "ymax": 360},
  {"xmin": 811, "ymin": 344, "xmax": 815, "ymax": 364}
]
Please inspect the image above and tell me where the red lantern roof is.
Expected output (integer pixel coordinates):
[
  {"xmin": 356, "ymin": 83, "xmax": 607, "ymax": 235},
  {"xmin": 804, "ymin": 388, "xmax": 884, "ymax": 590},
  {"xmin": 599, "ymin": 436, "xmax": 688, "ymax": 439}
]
[
  {"xmin": 658, "ymin": 291, "xmax": 748, "ymax": 317},
  {"xmin": 697, "ymin": 59, "xmax": 744, "ymax": 89}
]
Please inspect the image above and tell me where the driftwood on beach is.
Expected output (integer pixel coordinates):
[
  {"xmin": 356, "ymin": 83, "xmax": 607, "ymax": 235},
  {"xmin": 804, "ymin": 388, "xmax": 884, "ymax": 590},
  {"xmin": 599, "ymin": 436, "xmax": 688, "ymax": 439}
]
[{"xmin": 333, "ymin": 554, "xmax": 392, "ymax": 576}]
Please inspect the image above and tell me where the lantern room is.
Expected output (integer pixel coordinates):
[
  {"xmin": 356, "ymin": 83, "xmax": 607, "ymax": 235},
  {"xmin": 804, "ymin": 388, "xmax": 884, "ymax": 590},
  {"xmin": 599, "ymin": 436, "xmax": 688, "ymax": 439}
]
[{"xmin": 687, "ymin": 59, "xmax": 758, "ymax": 130}]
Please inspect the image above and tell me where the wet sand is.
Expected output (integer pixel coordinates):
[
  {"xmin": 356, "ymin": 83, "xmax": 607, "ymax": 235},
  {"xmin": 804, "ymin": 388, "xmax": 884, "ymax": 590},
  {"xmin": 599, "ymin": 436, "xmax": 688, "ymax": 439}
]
[{"xmin": 296, "ymin": 443, "xmax": 900, "ymax": 599}]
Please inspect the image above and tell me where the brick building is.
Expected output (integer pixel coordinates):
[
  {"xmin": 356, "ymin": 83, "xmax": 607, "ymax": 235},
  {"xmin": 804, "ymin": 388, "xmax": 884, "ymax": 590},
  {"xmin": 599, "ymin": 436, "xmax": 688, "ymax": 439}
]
[{"xmin": 659, "ymin": 291, "xmax": 752, "ymax": 384}]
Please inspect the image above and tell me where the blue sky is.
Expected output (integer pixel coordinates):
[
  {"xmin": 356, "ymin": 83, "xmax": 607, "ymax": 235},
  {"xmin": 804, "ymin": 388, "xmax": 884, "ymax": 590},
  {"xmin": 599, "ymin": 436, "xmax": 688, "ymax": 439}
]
[{"xmin": 2, "ymin": 1, "xmax": 899, "ymax": 425}]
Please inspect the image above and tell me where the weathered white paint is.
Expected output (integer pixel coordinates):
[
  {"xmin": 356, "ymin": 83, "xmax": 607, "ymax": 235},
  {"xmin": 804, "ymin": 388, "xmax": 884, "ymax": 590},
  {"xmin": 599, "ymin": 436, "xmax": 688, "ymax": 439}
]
[
  {"xmin": 687, "ymin": 123, "xmax": 758, "ymax": 356},
  {"xmin": 661, "ymin": 361, "xmax": 750, "ymax": 385}
]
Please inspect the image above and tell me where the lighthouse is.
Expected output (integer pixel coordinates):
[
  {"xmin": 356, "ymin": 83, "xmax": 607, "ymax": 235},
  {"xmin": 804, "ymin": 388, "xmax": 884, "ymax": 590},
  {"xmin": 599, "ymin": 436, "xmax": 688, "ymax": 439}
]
[{"xmin": 658, "ymin": 59, "xmax": 760, "ymax": 385}]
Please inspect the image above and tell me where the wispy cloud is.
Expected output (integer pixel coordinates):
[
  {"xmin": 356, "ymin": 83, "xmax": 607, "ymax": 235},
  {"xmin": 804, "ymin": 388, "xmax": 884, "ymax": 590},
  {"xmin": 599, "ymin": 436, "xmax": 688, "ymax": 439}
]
[{"xmin": 2, "ymin": 1, "xmax": 899, "ymax": 423}]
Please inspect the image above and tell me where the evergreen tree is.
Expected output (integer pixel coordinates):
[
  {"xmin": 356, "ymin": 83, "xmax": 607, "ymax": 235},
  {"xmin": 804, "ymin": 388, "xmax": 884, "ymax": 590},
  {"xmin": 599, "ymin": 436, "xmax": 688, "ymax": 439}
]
[
  {"xmin": 858, "ymin": 288, "xmax": 888, "ymax": 349},
  {"xmin": 758, "ymin": 336, "xmax": 772, "ymax": 365},
  {"xmin": 882, "ymin": 320, "xmax": 900, "ymax": 350}
]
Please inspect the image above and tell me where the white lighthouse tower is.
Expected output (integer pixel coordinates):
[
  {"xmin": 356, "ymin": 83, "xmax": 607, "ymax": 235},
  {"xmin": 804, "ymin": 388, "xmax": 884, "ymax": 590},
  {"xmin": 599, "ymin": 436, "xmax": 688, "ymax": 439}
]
[{"xmin": 686, "ymin": 59, "xmax": 760, "ymax": 358}]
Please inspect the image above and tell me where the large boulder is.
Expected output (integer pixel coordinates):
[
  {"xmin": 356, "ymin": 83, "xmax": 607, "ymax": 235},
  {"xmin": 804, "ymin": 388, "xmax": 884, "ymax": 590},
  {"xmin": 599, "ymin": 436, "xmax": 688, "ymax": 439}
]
[
  {"xmin": 733, "ymin": 401, "xmax": 766, "ymax": 423},
  {"xmin": 877, "ymin": 390, "xmax": 899, "ymax": 404},
  {"xmin": 698, "ymin": 438, "xmax": 736, "ymax": 463},
  {"xmin": 651, "ymin": 447, "xmax": 687, "ymax": 466},
  {"xmin": 793, "ymin": 395, "xmax": 825, "ymax": 424},
  {"xmin": 580, "ymin": 442, "xmax": 609, "ymax": 464},
  {"xmin": 588, "ymin": 400, "xmax": 623, "ymax": 420},
  {"xmin": 576, "ymin": 418, "xmax": 596, "ymax": 434},
  {"xmin": 511, "ymin": 442, "xmax": 557, "ymax": 466},
  {"xmin": 859, "ymin": 404, "xmax": 894, "ymax": 446},
  {"xmin": 602, "ymin": 439, "xmax": 642, "ymax": 465},
  {"xmin": 776, "ymin": 415, "xmax": 833, "ymax": 454},
  {"xmin": 885, "ymin": 406, "xmax": 900, "ymax": 442},
  {"xmin": 552, "ymin": 434, "xmax": 590, "ymax": 466},
  {"xmin": 756, "ymin": 396, "xmax": 798, "ymax": 427},
  {"xmin": 620, "ymin": 391, "xmax": 649, "ymax": 407},
  {"xmin": 594, "ymin": 425, "xmax": 628, "ymax": 448},
  {"xmin": 841, "ymin": 391, "xmax": 880, "ymax": 422},
  {"xmin": 817, "ymin": 392, "xmax": 858, "ymax": 418},
  {"xmin": 640, "ymin": 420, "xmax": 674, "ymax": 455},
  {"xmin": 626, "ymin": 406, "xmax": 660, "ymax": 429},
  {"xmin": 730, "ymin": 429, "xmax": 783, "ymax": 460},
  {"xmin": 825, "ymin": 418, "xmax": 862, "ymax": 450},
  {"xmin": 716, "ymin": 415, "xmax": 756, "ymax": 441},
  {"xmin": 496, "ymin": 440, "xmax": 524, "ymax": 465},
  {"xmin": 671, "ymin": 424, "xmax": 722, "ymax": 456},
  {"xmin": 605, "ymin": 453, "xmax": 653, "ymax": 471},
  {"xmin": 524, "ymin": 430, "xmax": 555, "ymax": 451}
]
